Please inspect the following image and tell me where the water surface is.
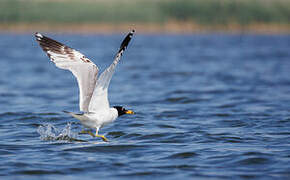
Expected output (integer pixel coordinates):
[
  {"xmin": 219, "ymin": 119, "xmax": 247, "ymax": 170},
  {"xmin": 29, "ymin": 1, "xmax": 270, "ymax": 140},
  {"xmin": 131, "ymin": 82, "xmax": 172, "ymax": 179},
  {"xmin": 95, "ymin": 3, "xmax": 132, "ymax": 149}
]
[{"xmin": 0, "ymin": 33, "xmax": 290, "ymax": 179}]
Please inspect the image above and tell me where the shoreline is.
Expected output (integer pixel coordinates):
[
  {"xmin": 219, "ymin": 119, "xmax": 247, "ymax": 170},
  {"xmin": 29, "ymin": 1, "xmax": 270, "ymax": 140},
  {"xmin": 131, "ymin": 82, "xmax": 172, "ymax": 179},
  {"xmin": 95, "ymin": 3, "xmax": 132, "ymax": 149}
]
[{"xmin": 1, "ymin": 22, "xmax": 290, "ymax": 34}]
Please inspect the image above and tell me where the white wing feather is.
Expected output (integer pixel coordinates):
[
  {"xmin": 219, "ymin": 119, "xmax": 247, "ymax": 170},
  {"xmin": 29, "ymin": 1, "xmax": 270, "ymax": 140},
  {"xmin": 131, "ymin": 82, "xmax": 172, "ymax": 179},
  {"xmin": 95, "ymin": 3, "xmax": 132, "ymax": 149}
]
[
  {"xmin": 88, "ymin": 30, "xmax": 135, "ymax": 113},
  {"xmin": 35, "ymin": 33, "xmax": 98, "ymax": 112}
]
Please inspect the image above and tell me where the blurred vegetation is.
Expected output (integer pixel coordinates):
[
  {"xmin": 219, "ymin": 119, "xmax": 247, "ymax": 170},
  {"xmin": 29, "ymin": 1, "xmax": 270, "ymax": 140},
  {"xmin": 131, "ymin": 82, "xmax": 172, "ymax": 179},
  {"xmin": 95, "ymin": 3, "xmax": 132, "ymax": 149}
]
[{"xmin": 0, "ymin": 0, "xmax": 289, "ymax": 25}]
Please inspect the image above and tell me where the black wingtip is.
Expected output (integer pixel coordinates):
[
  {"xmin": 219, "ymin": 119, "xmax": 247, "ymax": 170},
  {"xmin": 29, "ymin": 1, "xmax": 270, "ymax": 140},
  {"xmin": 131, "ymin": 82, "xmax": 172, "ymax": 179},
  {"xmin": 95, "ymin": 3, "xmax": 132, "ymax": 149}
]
[
  {"xmin": 118, "ymin": 29, "xmax": 135, "ymax": 53},
  {"xmin": 35, "ymin": 32, "xmax": 43, "ymax": 41}
]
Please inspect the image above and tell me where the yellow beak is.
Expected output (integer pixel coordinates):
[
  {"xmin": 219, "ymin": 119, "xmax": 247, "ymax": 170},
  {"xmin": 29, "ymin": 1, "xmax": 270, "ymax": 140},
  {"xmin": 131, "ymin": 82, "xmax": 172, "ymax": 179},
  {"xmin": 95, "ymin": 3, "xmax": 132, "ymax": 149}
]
[{"xmin": 125, "ymin": 110, "xmax": 135, "ymax": 114}]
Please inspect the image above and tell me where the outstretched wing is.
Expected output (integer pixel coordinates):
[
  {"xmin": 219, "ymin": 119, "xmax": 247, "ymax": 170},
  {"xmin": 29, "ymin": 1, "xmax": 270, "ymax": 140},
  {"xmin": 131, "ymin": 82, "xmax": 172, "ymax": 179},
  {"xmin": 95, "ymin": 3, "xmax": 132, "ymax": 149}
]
[
  {"xmin": 88, "ymin": 30, "xmax": 135, "ymax": 113},
  {"xmin": 35, "ymin": 32, "xmax": 99, "ymax": 112}
]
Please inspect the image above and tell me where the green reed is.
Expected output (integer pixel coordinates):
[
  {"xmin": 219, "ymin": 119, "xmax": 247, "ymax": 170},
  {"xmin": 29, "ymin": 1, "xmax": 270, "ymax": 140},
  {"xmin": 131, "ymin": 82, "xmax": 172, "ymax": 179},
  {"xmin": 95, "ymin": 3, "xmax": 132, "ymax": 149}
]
[{"xmin": 0, "ymin": 0, "xmax": 289, "ymax": 25}]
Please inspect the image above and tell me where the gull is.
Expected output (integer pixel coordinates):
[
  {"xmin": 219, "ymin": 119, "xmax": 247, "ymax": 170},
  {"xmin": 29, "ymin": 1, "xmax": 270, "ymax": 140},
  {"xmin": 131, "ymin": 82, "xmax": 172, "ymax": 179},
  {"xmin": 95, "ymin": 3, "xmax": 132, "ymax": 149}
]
[{"xmin": 35, "ymin": 30, "xmax": 135, "ymax": 142}]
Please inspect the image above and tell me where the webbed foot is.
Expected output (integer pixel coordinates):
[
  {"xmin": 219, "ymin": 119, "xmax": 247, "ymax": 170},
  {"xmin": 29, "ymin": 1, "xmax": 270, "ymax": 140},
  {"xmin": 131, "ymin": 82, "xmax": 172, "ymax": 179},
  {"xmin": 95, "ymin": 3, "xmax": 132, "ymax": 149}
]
[{"xmin": 96, "ymin": 134, "xmax": 109, "ymax": 142}]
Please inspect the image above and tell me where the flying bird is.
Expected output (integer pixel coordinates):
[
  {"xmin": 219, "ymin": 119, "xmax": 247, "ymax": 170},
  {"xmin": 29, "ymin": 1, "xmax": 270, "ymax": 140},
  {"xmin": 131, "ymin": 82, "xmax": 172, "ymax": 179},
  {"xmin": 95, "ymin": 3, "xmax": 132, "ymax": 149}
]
[{"xmin": 35, "ymin": 30, "xmax": 135, "ymax": 142}]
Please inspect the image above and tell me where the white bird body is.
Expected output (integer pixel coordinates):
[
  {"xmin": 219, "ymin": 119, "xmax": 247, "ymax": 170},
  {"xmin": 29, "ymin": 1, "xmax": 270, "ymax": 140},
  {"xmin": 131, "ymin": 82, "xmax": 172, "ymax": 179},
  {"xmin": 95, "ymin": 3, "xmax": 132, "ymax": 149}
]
[
  {"xmin": 68, "ymin": 108, "xmax": 118, "ymax": 129},
  {"xmin": 35, "ymin": 30, "xmax": 135, "ymax": 141}
]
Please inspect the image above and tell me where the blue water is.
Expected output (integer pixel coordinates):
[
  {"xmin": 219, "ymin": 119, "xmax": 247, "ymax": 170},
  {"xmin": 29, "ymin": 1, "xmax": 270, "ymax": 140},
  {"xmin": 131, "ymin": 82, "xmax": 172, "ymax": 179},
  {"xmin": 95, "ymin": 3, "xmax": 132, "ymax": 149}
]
[{"xmin": 0, "ymin": 33, "xmax": 290, "ymax": 179}]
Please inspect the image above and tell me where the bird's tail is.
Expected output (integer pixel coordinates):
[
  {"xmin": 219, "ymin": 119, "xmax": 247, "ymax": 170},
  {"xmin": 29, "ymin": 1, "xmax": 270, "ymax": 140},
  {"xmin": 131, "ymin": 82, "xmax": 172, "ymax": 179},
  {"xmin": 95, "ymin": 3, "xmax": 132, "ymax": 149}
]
[{"xmin": 63, "ymin": 110, "xmax": 85, "ymax": 121}]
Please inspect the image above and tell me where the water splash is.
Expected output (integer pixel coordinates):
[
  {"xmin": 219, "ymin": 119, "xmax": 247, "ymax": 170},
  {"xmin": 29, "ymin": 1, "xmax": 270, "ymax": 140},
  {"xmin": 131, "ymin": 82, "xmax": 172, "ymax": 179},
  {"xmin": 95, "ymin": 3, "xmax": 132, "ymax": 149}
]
[{"xmin": 37, "ymin": 123, "xmax": 79, "ymax": 142}]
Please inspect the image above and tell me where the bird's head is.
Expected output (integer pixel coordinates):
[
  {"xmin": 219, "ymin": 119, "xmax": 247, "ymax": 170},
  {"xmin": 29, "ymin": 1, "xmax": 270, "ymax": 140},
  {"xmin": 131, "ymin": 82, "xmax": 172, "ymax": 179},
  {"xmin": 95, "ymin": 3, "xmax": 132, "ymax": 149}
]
[{"xmin": 113, "ymin": 106, "xmax": 135, "ymax": 116}]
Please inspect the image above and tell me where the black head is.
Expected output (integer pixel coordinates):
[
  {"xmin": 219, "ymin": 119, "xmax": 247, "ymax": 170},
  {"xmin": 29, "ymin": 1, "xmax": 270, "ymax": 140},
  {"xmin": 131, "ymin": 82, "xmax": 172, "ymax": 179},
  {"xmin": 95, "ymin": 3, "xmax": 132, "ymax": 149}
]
[{"xmin": 113, "ymin": 106, "xmax": 135, "ymax": 117}]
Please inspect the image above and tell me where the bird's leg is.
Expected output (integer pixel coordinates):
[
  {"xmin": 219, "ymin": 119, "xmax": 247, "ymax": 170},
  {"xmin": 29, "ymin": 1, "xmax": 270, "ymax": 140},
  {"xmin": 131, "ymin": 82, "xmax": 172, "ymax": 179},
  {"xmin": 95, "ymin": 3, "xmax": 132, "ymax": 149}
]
[
  {"xmin": 79, "ymin": 129, "xmax": 95, "ymax": 137},
  {"xmin": 95, "ymin": 129, "xmax": 109, "ymax": 142},
  {"xmin": 79, "ymin": 129, "xmax": 88, "ymax": 134},
  {"xmin": 88, "ymin": 131, "xmax": 96, "ymax": 137}
]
